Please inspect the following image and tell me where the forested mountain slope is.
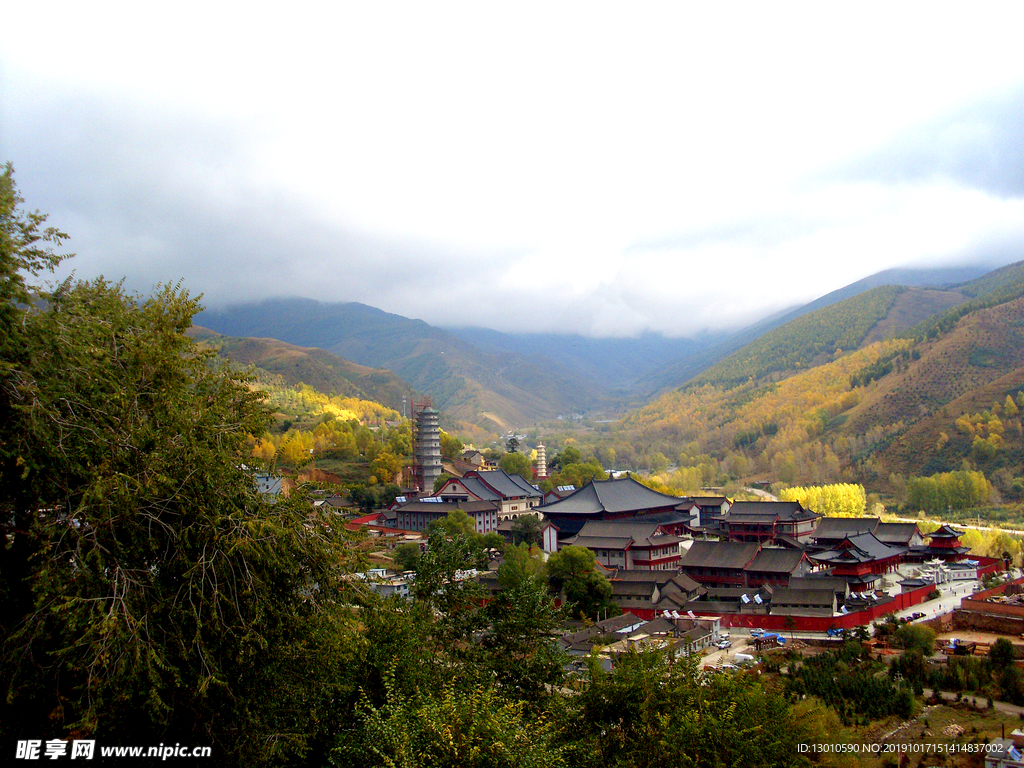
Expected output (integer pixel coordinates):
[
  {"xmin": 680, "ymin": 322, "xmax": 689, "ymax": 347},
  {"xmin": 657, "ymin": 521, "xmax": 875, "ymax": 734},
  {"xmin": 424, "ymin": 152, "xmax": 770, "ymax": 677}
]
[
  {"xmin": 189, "ymin": 327, "xmax": 416, "ymax": 413},
  {"xmin": 689, "ymin": 285, "xmax": 907, "ymax": 387},
  {"xmin": 845, "ymin": 294, "xmax": 1024, "ymax": 478},
  {"xmin": 644, "ymin": 265, "xmax": 995, "ymax": 393},
  {"xmin": 612, "ymin": 268, "xmax": 1024, "ymax": 496},
  {"xmin": 447, "ymin": 326, "xmax": 715, "ymax": 395},
  {"xmin": 196, "ymin": 299, "xmax": 608, "ymax": 433}
]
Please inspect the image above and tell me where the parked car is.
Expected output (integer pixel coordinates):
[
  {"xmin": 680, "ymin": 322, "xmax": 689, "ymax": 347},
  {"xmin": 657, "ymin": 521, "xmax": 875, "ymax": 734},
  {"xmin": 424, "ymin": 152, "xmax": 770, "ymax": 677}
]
[
  {"xmin": 909, "ymin": 612, "xmax": 925, "ymax": 620},
  {"xmin": 717, "ymin": 639, "xmax": 732, "ymax": 649},
  {"xmin": 750, "ymin": 628, "xmax": 765, "ymax": 637}
]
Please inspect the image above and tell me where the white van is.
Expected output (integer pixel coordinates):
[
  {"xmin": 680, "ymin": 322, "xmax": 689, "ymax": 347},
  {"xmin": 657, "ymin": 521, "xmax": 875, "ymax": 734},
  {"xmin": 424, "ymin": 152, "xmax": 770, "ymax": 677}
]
[{"xmin": 733, "ymin": 653, "xmax": 755, "ymax": 664}]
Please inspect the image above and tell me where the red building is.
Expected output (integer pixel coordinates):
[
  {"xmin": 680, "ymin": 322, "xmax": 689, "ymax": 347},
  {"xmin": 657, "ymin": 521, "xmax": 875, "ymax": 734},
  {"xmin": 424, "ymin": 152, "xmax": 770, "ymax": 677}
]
[
  {"xmin": 920, "ymin": 524, "xmax": 970, "ymax": 562},
  {"xmin": 720, "ymin": 501, "xmax": 820, "ymax": 546},
  {"xmin": 564, "ymin": 520, "xmax": 682, "ymax": 571},
  {"xmin": 808, "ymin": 532, "xmax": 907, "ymax": 593}
]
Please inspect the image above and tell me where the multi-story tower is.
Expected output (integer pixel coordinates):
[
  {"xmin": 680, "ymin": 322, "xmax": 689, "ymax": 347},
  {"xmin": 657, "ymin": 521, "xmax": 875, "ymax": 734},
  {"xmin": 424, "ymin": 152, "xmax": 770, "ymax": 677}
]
[
  {"xmin": 414, "ymin": 406, "xmax": 442, "ymax": 493},
  {"xmin": 535, "ymin": 443, "xmax": 547, "ymax": 479}
]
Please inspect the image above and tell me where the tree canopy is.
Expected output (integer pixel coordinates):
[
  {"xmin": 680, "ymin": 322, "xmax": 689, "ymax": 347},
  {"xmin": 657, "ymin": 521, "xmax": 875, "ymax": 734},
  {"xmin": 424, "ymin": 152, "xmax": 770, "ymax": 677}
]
[{"xmin": 0, "ymin": 168, "xmax": 357, "ymax": 763}]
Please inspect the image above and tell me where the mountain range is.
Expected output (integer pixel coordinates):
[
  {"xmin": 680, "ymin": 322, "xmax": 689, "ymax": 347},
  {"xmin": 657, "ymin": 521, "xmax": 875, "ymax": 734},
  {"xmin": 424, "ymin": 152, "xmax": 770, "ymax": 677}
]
[{"xmin": 194, "ymin": 258, "xmax": 1024, "ymax": 464}]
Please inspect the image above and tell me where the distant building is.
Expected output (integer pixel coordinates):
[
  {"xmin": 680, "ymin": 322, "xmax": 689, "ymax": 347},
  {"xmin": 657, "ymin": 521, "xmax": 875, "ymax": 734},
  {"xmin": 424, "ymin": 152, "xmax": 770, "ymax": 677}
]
[
  {"xmin": 535, "ymin": 476, "xmax": 693, "ymax": 538},
  {"xmin": 678, "ymin": 541, "xmax": 761, "ymax": 588},
  {"xmin": 535, "ymin": 443, "xmax": 548, "ymax": 479},
  {"xmin": 808, "ymin": 532, "xmax": 908, "ymax": 592},
  {"xmin": 563, "ymin": 520, "xmax": 682, "ymax": 571},
  {"xmin": 413, "ymin": 405, "xmax": 442, "ymax": 492},
  {"xmin": 720, "ymin": 501, "xmax": 820, "ymax": 546},
  {"xmin": 496, "ymin": 517, "xmax": 560, "ymax": 552},
  {"xmin": 919, "ymin": 524, "xmax": 971, "ymax": 562},
  {"xmin": 386, "ymin": 498, "xmax": 499, "ymax": 534},
  {"xmin": 685, "ymin": 496, "xmax": 732, "ymax": 529},
  {"xmin": 254, "ymin": 473, "xmax": 283, "ymax": 499},
  {"xmin": 434, "ymin": 469, "xmax": 544, "ymax": 519},
  {"xmin": 351, "ymin": 568, "xmax": 411, "ymax": 599}
]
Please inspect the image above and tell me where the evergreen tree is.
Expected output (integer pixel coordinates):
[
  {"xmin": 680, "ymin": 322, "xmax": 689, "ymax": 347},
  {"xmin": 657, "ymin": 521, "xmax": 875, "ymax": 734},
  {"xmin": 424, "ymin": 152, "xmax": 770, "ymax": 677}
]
[{"xmin": 0, "ymin": 167, "xmax": 357, "ymax": 763}]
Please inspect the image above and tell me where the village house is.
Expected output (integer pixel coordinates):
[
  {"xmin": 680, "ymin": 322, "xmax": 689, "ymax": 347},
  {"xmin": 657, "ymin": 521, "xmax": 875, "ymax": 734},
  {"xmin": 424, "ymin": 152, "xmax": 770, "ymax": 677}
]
[
  {"xmin": 434, "ymin": 468, "xmax": 543, "ymax": 519},
  {"xmin": 385, "ymin": 498, "xmax": 500, "ymax": 533}
]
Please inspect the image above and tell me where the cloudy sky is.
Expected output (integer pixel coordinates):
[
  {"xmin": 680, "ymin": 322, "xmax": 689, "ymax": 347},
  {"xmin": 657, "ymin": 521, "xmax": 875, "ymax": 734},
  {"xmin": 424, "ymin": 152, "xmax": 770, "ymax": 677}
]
[{"xmin": 3, "ymin": 3, "xmax": 1024, "ymax": 338}]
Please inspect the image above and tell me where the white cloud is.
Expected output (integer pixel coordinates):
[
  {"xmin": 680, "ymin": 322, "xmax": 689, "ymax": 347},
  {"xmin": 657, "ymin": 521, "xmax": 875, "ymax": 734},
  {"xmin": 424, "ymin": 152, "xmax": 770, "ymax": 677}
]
[{"xmin": 3, "ymin": 2, "xmax": 1024, "ymax": 337}]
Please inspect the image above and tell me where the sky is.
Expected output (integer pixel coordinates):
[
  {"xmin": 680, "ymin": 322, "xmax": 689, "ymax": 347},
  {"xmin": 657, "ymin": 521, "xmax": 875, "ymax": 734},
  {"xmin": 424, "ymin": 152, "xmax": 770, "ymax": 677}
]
[{"xmin": 3, "ymin": 3, "xmax": 1024, "ymax": 338}]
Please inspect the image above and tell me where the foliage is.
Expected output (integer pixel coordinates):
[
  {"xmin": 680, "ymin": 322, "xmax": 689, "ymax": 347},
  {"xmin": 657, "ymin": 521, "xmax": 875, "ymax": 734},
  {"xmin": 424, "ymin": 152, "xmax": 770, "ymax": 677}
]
[
  {"xmin": 439, "ymin": 429, "xmax": 463, "ymax": 460},
  {"xmin": 392, "ymin": 542, "xmax": 422, "ymax": 572},
  {"xmin": 333, "ymin": 677, "xmax": 567, "ymax": 768},
  {"xmin": 779, "ymin": 483, "xmax": 867, "ymax": 516},
  {"xmin": 497, "ymin": 543, "xmax": 547, "ymax": 589},
  {"xmin": 560, "ymin": 648, "xmax": 809, "ymax": 768},
  {"xmin": 546, "ymin": 546, "xmax": 617, "ymax": 620},
  {"xmin": 369, "ymin": 447, "xmax": 404, "ymax": 483},
  {"xmin": 693, "ymin": 285, "xmax": 904, "ymax": 387},
  {"xmin": 412, "ymin": 529, "xmax": 487, "ymax": 654},
  {"xmin": 786, "ymin": 651, "xmax": 913, "ymax": 724},
  {"xmin": 481, "ymin": 574, "xmax": 566, "ymax": 700},
  {"xmin": 426, "ymin": 510, "xmax": 504, "ymax": 554},
  {"xmin": 499, "ymin": 450, "xmax": 534, "ymax": 480},
  {"xmin": 0, "ymin": 277, "xmax": 358, "ymax": 762},
  {"xmin": 990, "ymin": 638, "xmax": 1015, "ymax": 670},
  {"xmin": 509, "ymin": 514, "xmax": 545, "ymax": 547},
  {"xmin": 350, "ymin": 482, "xmax": 401, "ymax": 513},
  {"xmin": 894, "ymin": 623, "xmax": 936, "ymax": 656},
  {"xmin": 905, "ymin": 470, "xmax": 993, "ymax": 511}
]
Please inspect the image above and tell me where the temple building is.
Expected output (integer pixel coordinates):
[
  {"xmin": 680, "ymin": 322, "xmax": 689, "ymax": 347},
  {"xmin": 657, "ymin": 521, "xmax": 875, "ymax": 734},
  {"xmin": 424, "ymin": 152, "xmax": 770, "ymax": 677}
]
[
  {"xmin": 719, "ymin": 501, "xmax": 821, "ymax": 546},
  {"xmin": 917, "ymin": 524, "xmax": 971, "ymax": 562},
  {"xmin": 385, "ymin": 498, "xmax": 499, "ymax": 533},
  {"xmin": 535, "ymin": 476, "xmax": 696, "ymax": 538},
  {"xmin": 807, "ymin": 532, "xmax": 908, "ymax": 592},
  {"xmin": 677, "ymin": 540, "xmax": 810, "ymax": 588}
]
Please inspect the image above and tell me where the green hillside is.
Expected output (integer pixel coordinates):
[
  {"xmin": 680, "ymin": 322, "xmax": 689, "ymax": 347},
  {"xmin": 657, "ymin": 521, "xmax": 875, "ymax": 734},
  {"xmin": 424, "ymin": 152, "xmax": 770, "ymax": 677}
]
[
  {"xmin": 197, "ymin": 299, "xmax": 609, "ymax": 434},
  {"xmin": 592, "ymin": 260, "xmax": 1024, "ymax": 505},
  {"xmin": 189, "ymin": 327, "xmax": 414, "ymax": 412},
  {"xmin": 691, "ymin": 285, "xmax": 905, "ymax": 387}
]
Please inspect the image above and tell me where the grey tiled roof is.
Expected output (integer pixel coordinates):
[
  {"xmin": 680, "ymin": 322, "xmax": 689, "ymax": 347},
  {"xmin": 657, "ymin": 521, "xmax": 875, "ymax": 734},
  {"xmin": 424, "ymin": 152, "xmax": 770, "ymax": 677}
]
[
  {"xmin": 472, "ymin": 469, "xmax": 543, "ymax": 499},
  {"xmin": 812, "ymin": 517, "xmax": 879, "ymax": 540},
  {"xmin": 679, "ymin": 540, "xmax": 760, "ymax": 570},
  {"xmin": 875, "ymin": 522, "xmax": 920, "ymax": 544},
  {"xmin": 396, "ymin": 499, "xmax": 499, "ymax": 513},
  {"xmin": 811, "ymin": 532, "xmax": 907, "ymax": 565},
  {"xmin": 536, "ymin": 476, "xmax": 682, "ymax": 516},
  {"xmin": 745, "ymin": 547, "xmax": 807, "ymax": 574},
  {"xmin": 771, "ymin": 587, "xmax": 836, "ymax": 607},
  {"xmin": 726, "ymin": 501, "xmax": 819, "ymax": 522},
  {"xmin": 566, "ymin": 520, "xmax": 680, "ymax": 549}
]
